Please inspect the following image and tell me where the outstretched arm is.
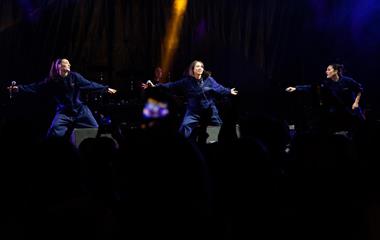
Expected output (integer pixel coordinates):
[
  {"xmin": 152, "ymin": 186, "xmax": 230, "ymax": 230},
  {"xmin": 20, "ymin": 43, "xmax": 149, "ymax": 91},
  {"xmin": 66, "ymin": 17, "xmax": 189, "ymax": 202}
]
[
  {"xmin": 142, "ymin": 78, "xmax": 186, "ymax": 91},
  {"xmin": 13, "ymin": 80, "xmax": 47, "ymax": 94},
  {"xmin": 209, "ymin": 77, "xmax": 233, "ymax": 96},
  {"xmin": 74, "ymin": 72, "xmax": 116, "ymax": 94},
  {"xmin": 285, "ymin": 85, "xmax": 312, "ymax": 92},
  {"xmin": 75, "ymin": 72, "xmax": 108, "ymax": 91}
]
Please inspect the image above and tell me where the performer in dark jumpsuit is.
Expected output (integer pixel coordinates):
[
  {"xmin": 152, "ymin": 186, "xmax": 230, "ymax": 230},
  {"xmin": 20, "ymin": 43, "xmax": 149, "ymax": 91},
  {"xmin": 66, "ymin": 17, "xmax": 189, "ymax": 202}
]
[
  {"xmin": 8, "ymin": 58, "xmax": 117, "ymax": 138},
  {"xmin": 286, "ymin": 63, "xmax": 364, "ymax": 134},
  {"xmin": 143, "ymin": 60, "xmax": 238, "ymax": 139}
]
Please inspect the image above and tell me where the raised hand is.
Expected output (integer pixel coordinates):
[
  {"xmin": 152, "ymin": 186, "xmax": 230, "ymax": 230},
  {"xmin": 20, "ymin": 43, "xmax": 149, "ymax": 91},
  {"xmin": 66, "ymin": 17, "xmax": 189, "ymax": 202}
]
[
  {"xmin": 7, "ymin": 85, "xmax": 19, "ymax": 93},
  {"xmin": 285, "ymin": 87, "xmax": 296, "ymax": 92},
  {"xmin": 141, "ymin": 80, "xmax": 155, "ymax": 90},
  {"xmin": 107, "ymin": 88, "xmax": 117, "ymax": 94}
]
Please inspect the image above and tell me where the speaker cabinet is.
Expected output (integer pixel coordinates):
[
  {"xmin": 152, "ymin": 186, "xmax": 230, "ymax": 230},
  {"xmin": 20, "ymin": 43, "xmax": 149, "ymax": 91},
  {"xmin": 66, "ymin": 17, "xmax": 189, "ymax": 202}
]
[
  {"xmin": 70, "ymin": 128, "xmax": 99, "ymax": 148},
  {"xmin": 205, "ymin": 126, "xmax": 221, "ymax": 144}
]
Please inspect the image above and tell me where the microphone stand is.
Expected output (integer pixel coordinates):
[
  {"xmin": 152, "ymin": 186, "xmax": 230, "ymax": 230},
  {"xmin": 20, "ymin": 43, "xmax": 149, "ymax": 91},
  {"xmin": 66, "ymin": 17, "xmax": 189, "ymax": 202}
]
[{"xmin": 9, "ymin": 81, "xmax": 16, "ymax": 100}]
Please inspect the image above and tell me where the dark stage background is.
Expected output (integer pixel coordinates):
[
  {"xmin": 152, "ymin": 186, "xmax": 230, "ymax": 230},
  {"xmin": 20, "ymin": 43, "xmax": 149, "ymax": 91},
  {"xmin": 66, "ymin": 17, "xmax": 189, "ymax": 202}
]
[{"xmin": 1, "ymin": 0, "xmax": 380, "ymax": 133}]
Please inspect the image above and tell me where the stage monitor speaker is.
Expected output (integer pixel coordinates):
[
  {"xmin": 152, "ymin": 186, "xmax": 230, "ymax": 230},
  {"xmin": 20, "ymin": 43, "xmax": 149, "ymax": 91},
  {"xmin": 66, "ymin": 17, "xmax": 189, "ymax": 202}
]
[
  {"xmin": 205, "ymin": 124, "xmax": 240, "ymax": 144},
  {"xmin": 205, "ymin": 126, "xmax": 221, "ymax": 144},
  {"xmin": 70, "ymin": 128, "xmax": 99, "ymax": 148}
]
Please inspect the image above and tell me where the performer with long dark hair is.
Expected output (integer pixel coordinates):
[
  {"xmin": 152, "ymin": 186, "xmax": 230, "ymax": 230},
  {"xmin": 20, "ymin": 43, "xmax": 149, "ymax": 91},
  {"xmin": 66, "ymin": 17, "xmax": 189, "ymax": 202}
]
[
  {"xmin": 8, "ymin": 58, "xmax": 117, "ymax": 138},
  {"xmin": 143, "ymin": 60, "xmax": 238, "ymax": 139}
]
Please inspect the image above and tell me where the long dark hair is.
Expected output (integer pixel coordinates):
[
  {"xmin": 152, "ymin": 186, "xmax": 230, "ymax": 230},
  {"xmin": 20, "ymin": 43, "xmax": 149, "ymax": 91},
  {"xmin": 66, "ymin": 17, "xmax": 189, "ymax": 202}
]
[
  {"xmin": 329, "ymin": 63, "xmax": 344, "ymax": 77},
  {"xmin": 46, "ymin": 58, "xmax": 63, "ymax": 82},
  {"xmin": 187, "ymin": 60, "xmax": 211, "ymax": 78}
]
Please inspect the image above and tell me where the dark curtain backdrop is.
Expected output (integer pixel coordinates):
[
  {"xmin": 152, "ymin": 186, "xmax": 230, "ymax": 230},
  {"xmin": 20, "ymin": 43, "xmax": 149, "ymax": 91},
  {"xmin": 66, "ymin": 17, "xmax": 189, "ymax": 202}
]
[{"xmin": 1, "ymin": 0, "xmax": 380, "ymax": 122}]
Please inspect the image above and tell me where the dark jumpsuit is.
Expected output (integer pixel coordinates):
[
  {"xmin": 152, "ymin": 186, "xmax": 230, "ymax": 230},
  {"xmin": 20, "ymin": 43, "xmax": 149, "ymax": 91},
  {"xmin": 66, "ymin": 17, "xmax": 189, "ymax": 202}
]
[
  {"xmin": 158, "ymin": 75, "xmax": 231, "ymax": 138},
  {"xmin": 18, "ymin": 71, "xmax": 108, "ymax": 138},
  {"xmin": 295, "ymin": 76, "xmax": 364, "ymax": 133}
]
